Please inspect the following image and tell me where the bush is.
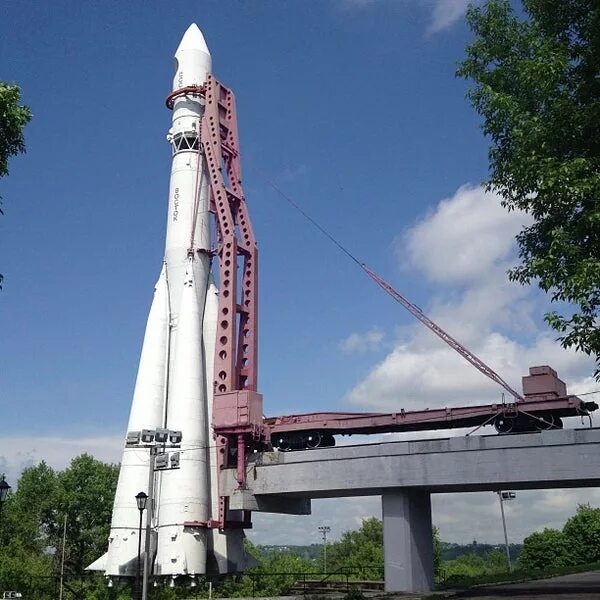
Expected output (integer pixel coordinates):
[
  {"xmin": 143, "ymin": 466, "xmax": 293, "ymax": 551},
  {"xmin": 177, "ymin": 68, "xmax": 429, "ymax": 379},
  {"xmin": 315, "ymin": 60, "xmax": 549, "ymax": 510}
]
[{"xmin": 519, "ymin": 528, "xmax": 570, "ymax": 571}]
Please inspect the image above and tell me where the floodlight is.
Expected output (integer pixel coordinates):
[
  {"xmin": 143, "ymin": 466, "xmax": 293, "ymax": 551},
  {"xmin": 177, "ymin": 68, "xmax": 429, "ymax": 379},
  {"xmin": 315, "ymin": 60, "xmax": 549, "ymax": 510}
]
[
  {"xmin": 169, "ymin": 430, "xmax": 183, "ymax": 444},
  {"xmin": 141, "ymin": 429, "xmax": 156, "ymax": 443},
  {"xmin": 155, "ymin": 428, "xmax": 169, "ymax": 443},
  {"xmin": 126, "ymin": 431, "xmax": 141, "ymax": 446}
]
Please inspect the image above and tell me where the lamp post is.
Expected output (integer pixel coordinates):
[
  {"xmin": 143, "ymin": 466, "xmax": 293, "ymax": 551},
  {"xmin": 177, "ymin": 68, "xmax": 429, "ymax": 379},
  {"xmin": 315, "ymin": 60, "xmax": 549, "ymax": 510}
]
[
  {"xmin": 135, "ymin": 492, "xmax": 148, "ymax": 600},
  {"xmin": 0, "ymin": 475, "xmax": 11, "ymax": 521},
  {"xmin": 318, "ymin": 526, "xmax": 331, "ymax": 573},
  {"xmin": 497, "ymin": 491, "xmax": 515, "ymax": 572}
]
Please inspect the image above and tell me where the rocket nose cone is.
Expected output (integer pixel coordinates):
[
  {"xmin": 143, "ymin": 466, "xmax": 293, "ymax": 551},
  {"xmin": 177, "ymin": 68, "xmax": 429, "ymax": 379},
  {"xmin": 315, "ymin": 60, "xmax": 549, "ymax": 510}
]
[{"xmin": 175, "ymin": 23, "xmax": 210, "ymax": 57}]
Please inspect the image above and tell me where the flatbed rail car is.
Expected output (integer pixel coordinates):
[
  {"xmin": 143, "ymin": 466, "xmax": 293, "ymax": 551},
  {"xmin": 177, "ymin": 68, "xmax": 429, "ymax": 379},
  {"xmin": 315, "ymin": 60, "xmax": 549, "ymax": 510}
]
[{"xmin": 265, "ymin": 366, "xmax": 598, "ymax": 450}]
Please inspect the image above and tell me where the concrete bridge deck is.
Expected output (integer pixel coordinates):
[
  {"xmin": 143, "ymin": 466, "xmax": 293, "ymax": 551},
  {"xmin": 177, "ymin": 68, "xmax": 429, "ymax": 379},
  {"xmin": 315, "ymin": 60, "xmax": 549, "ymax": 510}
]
[
  {"xmin": 221, "ymin": 428, "xmax": 600, "ymax": 595},
  {"xmin": 226, "ymin": 427, "xmax": 600, "ymax": 498}
]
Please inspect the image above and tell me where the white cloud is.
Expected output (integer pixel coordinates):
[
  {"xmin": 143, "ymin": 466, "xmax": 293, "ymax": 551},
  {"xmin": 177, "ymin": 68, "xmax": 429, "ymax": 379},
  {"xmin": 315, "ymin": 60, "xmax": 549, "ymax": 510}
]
[
  {"xmin": 336, "ymin": 0, "xmax": 482, "ymax": 34},
  {"xmin": 427, "ymin": 0, "xmax": 474, "ymax": 35},
  {"xmin": 345, "ymin": 184, "xmax": 596, "ymax": 412},
  {"xmin": 336, "ymin": 0, "xmax": 384, "ymax": 9},
  {"xmin": 0, "ymin": 434, "xmax": 123, "ymax": 485},
  {"xmin": 402, "ymin": 185, "xmax": 529, "ymax": 286},
  {"xmin": 340, "ymin": 327, "xmax": 384, "ymax": 353}
]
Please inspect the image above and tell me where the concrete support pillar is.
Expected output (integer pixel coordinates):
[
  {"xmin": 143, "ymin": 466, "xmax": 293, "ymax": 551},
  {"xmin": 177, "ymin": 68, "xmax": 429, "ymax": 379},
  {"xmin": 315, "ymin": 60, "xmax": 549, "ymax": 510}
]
[{"xmin": 382, "ymin": 489, "xmax": 434, "ymax": 593}]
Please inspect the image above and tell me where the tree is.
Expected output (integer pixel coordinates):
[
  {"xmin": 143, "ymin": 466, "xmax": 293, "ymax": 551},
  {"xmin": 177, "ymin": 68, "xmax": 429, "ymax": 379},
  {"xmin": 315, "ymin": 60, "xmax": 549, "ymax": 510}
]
[
  {"xmin": 562, "ymin": 503, "xmax": 600, "ymax": 564},
  {"xmin": 0, "ymin": 82, "xmax": 32, "ymax": 288},
  {"xmin": 0, "ymin": 83, "xmax": 30, "ymax": 178},
  {"xmin": 219, "ymin": 541, "xmax": 317, "ymax": 598},
  {"xmin": 53, "ymin": 454, "xmax": 120, "ymax": 576},
  {"xmin": 518, "ymin": 528, "xmax": 570, "ymax": 570},
  {"xmin": 327, "ymin": 517, "xmax": 384, "ymax": 580},
  {"xmin": 458, "ymin": 1, "xmax": 600, "ymax": 376},
  {"xmin": 0, "ymin": 455, "xmax": 119, "ymax": 599},
  {"xmin": 0, "ymin": 462, "xmax": 58, "ymax": 553}
]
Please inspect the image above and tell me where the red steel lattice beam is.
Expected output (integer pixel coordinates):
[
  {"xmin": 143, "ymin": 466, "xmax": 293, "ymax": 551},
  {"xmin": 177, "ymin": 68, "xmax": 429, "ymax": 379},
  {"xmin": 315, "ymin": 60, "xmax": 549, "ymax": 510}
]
[{"xmin": 200, "ymin": 75, "xmax": 264, "ymax": 530}]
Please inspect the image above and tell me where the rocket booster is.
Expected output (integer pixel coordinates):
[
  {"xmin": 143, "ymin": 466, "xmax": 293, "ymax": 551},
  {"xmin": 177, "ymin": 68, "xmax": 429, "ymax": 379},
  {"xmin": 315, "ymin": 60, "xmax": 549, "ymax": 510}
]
[{"xmin": 90, "ymin": 24, "xmax": 246, "ymax": 581}]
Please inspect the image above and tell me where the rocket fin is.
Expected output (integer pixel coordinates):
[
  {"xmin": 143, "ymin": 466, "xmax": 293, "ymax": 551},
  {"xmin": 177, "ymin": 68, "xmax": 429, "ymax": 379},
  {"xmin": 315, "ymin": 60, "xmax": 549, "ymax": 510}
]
[
  {"xmin": 86, "ymin": 552, "xmax": 107, "ymax": 572},
  {"xmin": 155, "ymin": 260, "xmax": 210, "ymax": 576},
  {"xmin": 93, "ymin": 265, "xmax": 170, "ymax": 576}
]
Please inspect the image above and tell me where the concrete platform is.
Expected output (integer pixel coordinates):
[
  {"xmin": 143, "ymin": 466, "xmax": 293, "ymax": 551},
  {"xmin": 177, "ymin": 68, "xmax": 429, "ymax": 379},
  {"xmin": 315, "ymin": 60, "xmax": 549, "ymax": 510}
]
[
  {"xmin": 224, "ymin": 428, "xmax": 600, "ymax": 498},
  {"xmin": 221, "ymin": 428, "xmax": 600, "ymax": 595}
]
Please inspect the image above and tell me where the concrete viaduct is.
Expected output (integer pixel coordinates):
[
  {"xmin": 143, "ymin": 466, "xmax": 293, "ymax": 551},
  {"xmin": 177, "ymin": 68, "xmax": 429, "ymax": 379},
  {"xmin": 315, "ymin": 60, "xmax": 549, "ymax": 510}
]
[{"xmin": 221, "ymin": 427, "xmax": 600, "ymax": 593}]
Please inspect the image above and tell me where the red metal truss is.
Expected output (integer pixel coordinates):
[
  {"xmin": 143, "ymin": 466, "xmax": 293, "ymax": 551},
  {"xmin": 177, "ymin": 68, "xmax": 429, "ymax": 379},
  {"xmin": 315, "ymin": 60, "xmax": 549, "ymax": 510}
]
[
  {"xmin": 201, "ymin": 75, "xmax": 258, "ymax": 396},
  {"xmin": 200, "ymin": 75, "xmax": 265, "ymax": 529}
]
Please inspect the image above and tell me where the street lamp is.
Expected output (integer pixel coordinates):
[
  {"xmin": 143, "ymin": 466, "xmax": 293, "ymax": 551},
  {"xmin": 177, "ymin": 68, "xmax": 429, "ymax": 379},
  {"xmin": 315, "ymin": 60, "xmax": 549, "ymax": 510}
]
[
  {"xmin": 497, "ymin": 491, "xmax": 516, "ymax": 572},
  {"xmin": 318, "ymin": 525, "xmax": 331, "ymax": 573},
  {"xmin": 135, "ymin": 492, "xmax": 148, "ymax": 600},
  {"xmin": 0, "ymin": 475, "xmax": 11, "ymax": 520}
]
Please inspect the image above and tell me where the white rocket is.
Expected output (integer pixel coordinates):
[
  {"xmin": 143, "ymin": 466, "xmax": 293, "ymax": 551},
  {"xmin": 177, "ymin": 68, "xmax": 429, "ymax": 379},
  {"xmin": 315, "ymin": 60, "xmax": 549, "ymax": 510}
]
[{"xmin": 88, "ymin": 23, "xmax": 246, "ymax": 582}]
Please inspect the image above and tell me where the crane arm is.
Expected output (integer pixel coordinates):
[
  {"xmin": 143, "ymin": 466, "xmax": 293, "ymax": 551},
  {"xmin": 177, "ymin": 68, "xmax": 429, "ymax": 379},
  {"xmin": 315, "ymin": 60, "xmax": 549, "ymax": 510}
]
[{"xmin": 360, "ymin": 263, "xmax": 525, "ymax": 402}]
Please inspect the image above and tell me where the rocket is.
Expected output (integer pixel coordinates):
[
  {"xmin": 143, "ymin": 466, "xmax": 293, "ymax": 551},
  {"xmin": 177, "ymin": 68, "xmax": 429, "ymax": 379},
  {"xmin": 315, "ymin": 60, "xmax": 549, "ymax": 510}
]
[{"xmin": 88, "ymin": 23, "xmax": 247, "ymax": 582}]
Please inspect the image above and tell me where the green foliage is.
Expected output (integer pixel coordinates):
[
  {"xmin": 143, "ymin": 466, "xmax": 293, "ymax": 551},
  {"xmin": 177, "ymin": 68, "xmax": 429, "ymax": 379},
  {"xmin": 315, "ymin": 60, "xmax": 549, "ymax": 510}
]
[
  {"xmin": 0, "ymin": 81, "xmax": 32, "ymax": 288},
  {"xmin": 518, "ymin": 503, "xmax": 600, "ymax": 573},
  {"xmin": 440, "ymin": 549, "xmax": 508, "ymax": 586},
  {"xmin": 324, "ymin": 518, "xmax": 441, "ymax": 581},
  {"xmin": 458, "ymin": 0, "xmax": 600, "ymax": 377},
  {"xmin": 326, "ymin": 517, "xmax": 383, "ymax": 580},
  {"xmin": 518, "ymin": 528, "xmax": 570, "ymax": 570},
  {"xmin": 0, "ymin": 462, "xmax": 58, "ymax": 553},
  {"xmin": 54, "ymin": 454, "xmax": 120, "ymax": 576},
  {"xmin": 0, "ymin": 538, "xmax": 55, "ymax": 599},
  {"xmin": 219, "ymin": 540, "xmax": 317, "ymax": 597},
  {"xmin": 0, "ymin": 82, "xmax": 31, "ymax": 179},
  {"xmin": 0, "ymin": 455, "xmax": 119, "ymax": 598},
  {"xmin": 563, "ymin": 503, "xmax": 600, "ymax": 564}
]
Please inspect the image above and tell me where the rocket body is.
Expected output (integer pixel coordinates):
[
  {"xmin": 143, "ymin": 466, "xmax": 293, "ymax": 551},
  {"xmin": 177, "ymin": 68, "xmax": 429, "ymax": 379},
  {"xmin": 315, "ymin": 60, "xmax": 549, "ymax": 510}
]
[{"xmin": 91, "ymin": 24, "xmax": 246, "ymax": 580}]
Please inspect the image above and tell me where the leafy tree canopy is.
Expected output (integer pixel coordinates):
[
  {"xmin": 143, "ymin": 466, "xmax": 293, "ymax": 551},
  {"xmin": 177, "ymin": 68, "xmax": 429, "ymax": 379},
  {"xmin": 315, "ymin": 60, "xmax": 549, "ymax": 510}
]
[
  {"xmin": 327, "ymin": 517, "xmax": 384, "ymax": 579},
  {"xmin": 518, "ymin": 528, "xmax": 570, "ymax": 570},
  {"xmin": 0, "ymin": 82, "xmax": 31, "ymax": 179},
  {"xmin": 519, "ymin": 503, "xmax": 600, "ymax": 571},
  {"xmin": 458, "ymin": 0, "xmax": 600, "ymax": 376},
  {"xmin": 0, "ymin": 454, "xmax": 118, "ymax": 599},
  {"xmin": 562, "ymin": 503, "xmax": 600, "ymax": 564},
  {"xmin": 0, "ymin": 82, "xmax": 32, "ymax": 288}
]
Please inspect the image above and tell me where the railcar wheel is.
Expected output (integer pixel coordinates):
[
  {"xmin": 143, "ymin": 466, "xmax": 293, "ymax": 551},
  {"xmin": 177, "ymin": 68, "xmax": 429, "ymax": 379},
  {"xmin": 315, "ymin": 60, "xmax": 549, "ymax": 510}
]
[
  {"xmin": 274, "ymin": 436, "xmax": 292, "ymax": 451},
  {"xmin": 305, "ymin": 432, "xmax": 322, "ymax": 449},
  {"xmin": 495, "ymin": 415, "xmax": 516, "ymax": 434},
  {"xmin": 532, "ymin": 413, "xmax": 557, "ymax": 431}
]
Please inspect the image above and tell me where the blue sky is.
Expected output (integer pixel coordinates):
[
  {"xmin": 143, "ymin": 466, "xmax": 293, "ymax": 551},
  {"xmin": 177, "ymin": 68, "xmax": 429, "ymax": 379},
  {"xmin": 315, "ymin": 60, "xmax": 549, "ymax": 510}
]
[
  {"xmin": 2, "ymin": 0, "xmax": 599, "ymax": 544},
  {"xmin": 1, "ymin": 0, "xmax": 487, "ymax": 429}
]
